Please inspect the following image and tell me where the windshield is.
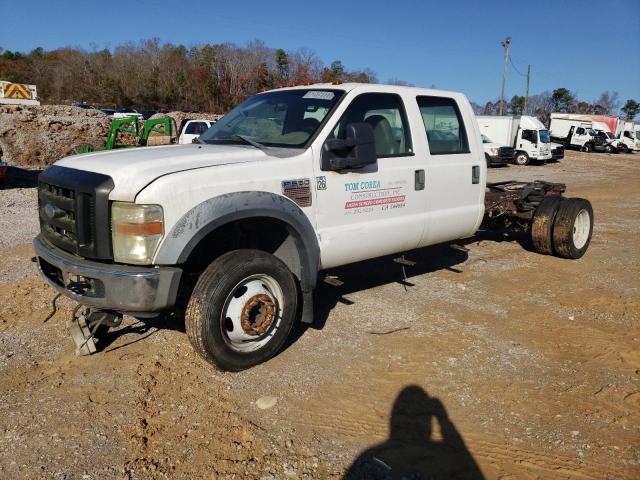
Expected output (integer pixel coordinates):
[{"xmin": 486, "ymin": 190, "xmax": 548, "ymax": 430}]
[
  {"xmin": 200, "ymin": 89, "xmax": 344, "ymax": 148},
  {"xmin": 539, "ymin": 129, "xmax": 550, "ymax": 143},
  {"xmin": 481, "ymin": 134, "xmax": 492, "ymax": 144},
  {"xmin": 604, "ymin": 132, "xmax": 614, "ymax": 139}
]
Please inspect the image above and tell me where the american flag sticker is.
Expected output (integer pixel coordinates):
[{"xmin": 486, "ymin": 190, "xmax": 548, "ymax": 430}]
[{"xmin": 282, "ymin": 179, "xmax": 312, "ymax": 207}]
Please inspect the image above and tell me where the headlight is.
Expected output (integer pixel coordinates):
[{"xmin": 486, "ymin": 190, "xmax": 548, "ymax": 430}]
[
  {"xmin": 488, "ymin": 147, "xmax": 498, "ymax": 156},
  {"xmin": 111, "ymin": 202, "xmax": 164, "ymax": 265}
]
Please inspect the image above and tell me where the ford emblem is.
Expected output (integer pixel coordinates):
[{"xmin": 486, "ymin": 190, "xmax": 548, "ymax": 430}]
[{"xmin": 44, "ymin": 203, "xmax": 63, "ymax": 219}]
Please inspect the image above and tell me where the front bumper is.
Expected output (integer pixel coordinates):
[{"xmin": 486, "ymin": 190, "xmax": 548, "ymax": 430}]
[
  {"xmin": 486, "ymin": 154, "xmax": 510, "ymax": 166},
  {"xmin": 34, "ymin": 235, "xmax": 182, "ymax": 312}
]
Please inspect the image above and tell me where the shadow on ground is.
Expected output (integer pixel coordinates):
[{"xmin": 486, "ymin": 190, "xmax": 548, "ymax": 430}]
[
  {"xmin": 344, "ymin": 385, "xmax": 484, "ymax": 479},
  {"xmin": 92, "ymin": 230, "xmax": 534, "ymax": 358}
]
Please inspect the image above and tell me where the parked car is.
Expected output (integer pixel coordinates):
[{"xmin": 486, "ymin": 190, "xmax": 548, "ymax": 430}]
[
  {"xmin": 481, "ymin": 134, "xmax": 514, "ymax": 167},
  {"xmin": 99, "ymin": 108, "xmax": 115, "ymax": 118},
  {"xmin": 74, "ymin": 102, "xmax": 96, "ymax": 110},
  {"xmin": 141, "ymin": 110, "xmax": 157, "ymax": 120},
  {"xmin": 113, "ymin": 108, "xmax": 144, "ymax": 120},
  {"xmin": 178, "ymin": 119, "xmax": 215, "ymax": 144}
]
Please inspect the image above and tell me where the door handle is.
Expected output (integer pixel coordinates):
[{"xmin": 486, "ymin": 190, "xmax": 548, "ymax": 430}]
[
  {"xmin": 472, "ymin": 165, "xmax": 480, "ymax": 184},
  {"xmin": 415, "ymin": 169, "xmax": 425, "ymax": 190}
]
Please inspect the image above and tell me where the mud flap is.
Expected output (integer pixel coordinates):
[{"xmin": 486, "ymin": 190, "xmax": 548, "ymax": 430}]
[{"xmin": 65, "ymin": 311, "xmax": 97, "ymax": 356}]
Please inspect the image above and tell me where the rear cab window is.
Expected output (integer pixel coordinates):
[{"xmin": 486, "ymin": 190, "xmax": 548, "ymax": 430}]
[
  {"xmin": 185, "ymin": 122, "xmax": 209, "ymax": 135},
  {"xmin": 416, "ymin": 96, "xmax": 469, "ymax": 155}
]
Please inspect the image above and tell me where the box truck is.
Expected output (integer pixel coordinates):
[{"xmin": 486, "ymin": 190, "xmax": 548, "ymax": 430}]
[
  {"xmin": 549, "ymin": 113, "xmax": 624, "ymax": 153},
  {"xmin": 476, "ymin": 115, "xmax": 552, "ymax": 165},
  {"xmin": 615, "ymin": 121, "xmax": 640, "ymax": 153}
]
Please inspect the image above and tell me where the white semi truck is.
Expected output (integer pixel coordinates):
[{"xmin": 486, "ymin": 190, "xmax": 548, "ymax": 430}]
[
  {"xmin": 33, "ymin": 83, "xmax": 594, "ymax": 370},
  {"xmin": 476, "ymin": 115, "xmax": 552, "ymax": 165}
]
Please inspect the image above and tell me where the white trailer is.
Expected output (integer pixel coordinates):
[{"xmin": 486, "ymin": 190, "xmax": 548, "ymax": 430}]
[
  {"xmin": 476, "ymin": 115, "xmax": 552, "ymax": 165},
  {"xmin": 0, "ymin": 80, "xmax": 40, "ymax": 106}
]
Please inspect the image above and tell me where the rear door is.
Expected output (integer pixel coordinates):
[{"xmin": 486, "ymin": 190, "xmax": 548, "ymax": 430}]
[{"xmin": 413, "ymin": 95, "xmax": 484, "ymax": 246}]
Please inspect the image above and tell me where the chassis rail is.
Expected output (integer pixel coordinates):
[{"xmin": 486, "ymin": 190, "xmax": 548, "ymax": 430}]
[{"xmin": 484, "ymin": 180, "xmax": 566, "ymax": 222}]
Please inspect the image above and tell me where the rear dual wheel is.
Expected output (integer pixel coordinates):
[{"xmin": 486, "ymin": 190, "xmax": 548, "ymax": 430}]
[{"xmin": 531, "ymin": 197, "xmax": 593, "ymax": 259}]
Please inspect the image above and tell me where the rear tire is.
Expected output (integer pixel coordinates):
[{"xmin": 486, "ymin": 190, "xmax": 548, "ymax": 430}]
[
  {"xmin": 185, "ymin": 249, "xmax": 298, "ymax": 371},
  {"xmin": 514, "ymin": 152, "xmax": 530, "ymax": 166},
  {"xmin": 531, "ymin": 196, "xmax": 564, "ymax": 255},
  {"xmin": 552, "ymin": 198, "xmax": 594, "ymax": 259}
]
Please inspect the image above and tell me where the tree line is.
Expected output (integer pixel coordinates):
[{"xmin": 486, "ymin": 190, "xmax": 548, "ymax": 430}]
[
  {"xmin": 478, "ymin": 89, "xmax": 639, "ymax": 124},
  {"xmin": 1, "ymin": 40, "xmax": 638, "ymax": 122},
  {"xmin": 0, "ymin": 39, "xmax": 376, "ymax": 113}
]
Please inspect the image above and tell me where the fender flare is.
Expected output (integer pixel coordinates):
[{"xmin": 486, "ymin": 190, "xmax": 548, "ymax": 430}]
[{"xmin": 155, "ymin": 191, "xmax": 320, "ymax": 320}]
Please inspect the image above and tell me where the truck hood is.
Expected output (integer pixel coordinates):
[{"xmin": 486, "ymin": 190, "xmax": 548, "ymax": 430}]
[{"xmin": 56, "ymin": 144, "xmax": 272, "ymax": 200}]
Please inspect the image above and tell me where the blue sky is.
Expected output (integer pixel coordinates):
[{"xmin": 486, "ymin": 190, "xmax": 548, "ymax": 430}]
[{"xmin": 2, "ymin": 0, "xmax": 638, "ymax": 106}]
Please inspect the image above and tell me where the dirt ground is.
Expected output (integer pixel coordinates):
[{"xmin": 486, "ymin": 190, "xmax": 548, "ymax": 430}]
[{"xmin": 0, "ymin": 151, "xmax": 638, "ymax": 479}]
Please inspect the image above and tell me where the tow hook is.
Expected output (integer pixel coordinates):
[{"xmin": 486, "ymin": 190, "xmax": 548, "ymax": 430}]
[{"xmin": 66, "ymin": 307, "xmax": 122, "ymax": 356}]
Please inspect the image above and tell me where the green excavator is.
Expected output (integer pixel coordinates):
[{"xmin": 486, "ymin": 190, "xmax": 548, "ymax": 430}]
[{"xmin": 78, "ymin": 115, "xmax": 178, "ymax": 154}]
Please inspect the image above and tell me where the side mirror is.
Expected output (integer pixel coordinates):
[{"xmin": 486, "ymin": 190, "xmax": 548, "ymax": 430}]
[{"xmin": 321, "ymin": 123, "xmax": 377, "ymax": 171}]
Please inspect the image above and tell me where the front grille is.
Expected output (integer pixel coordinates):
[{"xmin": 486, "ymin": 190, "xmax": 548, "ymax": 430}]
[
  {"xmin": 552, "ymin": 146, "xmax": 565, "ymax": 156},
  {"xmin": 38, "ymin": 166, "xmax": 114, "ymax": 259},
  {"xmin": 38, "ymin": 181, "xmax": 80, "ymax": 253}
]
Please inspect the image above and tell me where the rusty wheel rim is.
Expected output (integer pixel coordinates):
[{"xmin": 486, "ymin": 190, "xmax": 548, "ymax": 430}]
[{"xmin": 220, "ymin": 274, "xmax": 283, "ymax": 352}]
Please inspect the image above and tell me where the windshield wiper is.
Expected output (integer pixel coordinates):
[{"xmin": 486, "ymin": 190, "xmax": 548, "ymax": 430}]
[{"xmin": 220, "ymin": 134, "xmax": 266, "ymax": 150}]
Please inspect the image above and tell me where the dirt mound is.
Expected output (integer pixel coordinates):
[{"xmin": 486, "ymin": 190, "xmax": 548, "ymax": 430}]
[
  {"xmin": 0, "ymin": 106, "xmax": 225, "ymax": 167},
  {"xmin": 0, "ymin": 105, "xmax": 112, "ymax": 166}
]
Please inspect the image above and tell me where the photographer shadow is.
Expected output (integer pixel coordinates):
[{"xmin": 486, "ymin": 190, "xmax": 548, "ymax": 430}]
[{"xmin": 344, "ymin": 385, "xmax": 484, "ymax": 480}]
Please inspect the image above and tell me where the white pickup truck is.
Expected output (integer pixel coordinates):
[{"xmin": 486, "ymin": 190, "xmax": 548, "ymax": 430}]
[{"xmin": 34, "ymin": 83, "xmax": 594, "ymax": 370}]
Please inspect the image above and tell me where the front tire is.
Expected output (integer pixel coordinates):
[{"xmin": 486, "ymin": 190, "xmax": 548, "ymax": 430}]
[
  {"xmin": 185, "ymin": 249, "xmax": 298, "ymax": 371},
  {"xmin": 514, "ymin": 152, "xmax": 530, "ymax": 166},
  {"xmin": 582, "ymin": 143, "xmax": 593, "ymax": 153},
  {"xmin": 552, "ymin": 198, "xmax": 594, "ymax": 259}
]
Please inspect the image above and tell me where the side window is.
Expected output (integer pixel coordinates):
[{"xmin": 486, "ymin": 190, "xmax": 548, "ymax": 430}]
[
  {"xmin": 417, "ymin": 96, "xmax": 469, "ymax": 155},
  {"xmin": 331, "ymin": 93, "xmax": 412, "ymax": 157},
  {"xmin": 576, "ymin": 127, "xmax": 585, "ymax": 135}
]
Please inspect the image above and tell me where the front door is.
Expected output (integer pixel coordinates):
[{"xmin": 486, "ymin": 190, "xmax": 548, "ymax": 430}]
[{"xmin": 312, "ymin": 92, "xmax": 427, "ymax": 269}]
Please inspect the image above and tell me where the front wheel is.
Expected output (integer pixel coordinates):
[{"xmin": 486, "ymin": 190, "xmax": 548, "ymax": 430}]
[
  {"xmin": 514, "ymin": 152, "xmax": 530, "ymax": 166},
  {"xmin": 604, "ymin": 144, "xmax": 613, "ymax": 154},
  {"xmin": 582, "ymin": 144, "xmax": 593, "ymax": 153},
  {"xmin": 185, "ymin": 249, "xmax": 298, "ymax": 371}
]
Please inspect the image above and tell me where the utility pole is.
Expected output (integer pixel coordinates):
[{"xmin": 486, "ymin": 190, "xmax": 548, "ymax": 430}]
[
  {"xmin": 524, "ymin": 64, "xmax": 531, "ymax": 115},
  {"xmin": 499, "ymin": 36, "xmax": 511, "ymax": 116}
]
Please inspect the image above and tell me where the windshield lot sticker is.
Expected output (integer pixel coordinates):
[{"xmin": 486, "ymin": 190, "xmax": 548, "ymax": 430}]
[
  {"xmin": 343, "ymin": 180, "xmax": 406, "ymax": 214},
  {"xmin": 302, "ymin": 90, "xmax": 335, "ymax": 100}
]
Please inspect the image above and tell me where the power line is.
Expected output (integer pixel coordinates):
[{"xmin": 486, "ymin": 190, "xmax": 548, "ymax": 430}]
[{"xmin": 509, "ymin": 56, "xmax": 528, "ymax": 77}]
